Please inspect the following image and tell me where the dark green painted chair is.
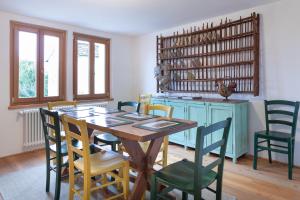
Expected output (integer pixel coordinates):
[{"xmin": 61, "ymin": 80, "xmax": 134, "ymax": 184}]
[
  {"xmin": 253, "ymin": 100, "xmax": 300, "ymax": 180},
  {"xmin": 94, "ymin": 101, "xmax": 140, "ymax": 151},
  {"xmin": 40, "ymin": 108, "xmax": 82, "ymax": 200},
  {"xmin": 150, "ymin": 118, "xmax": 232, "ymax": 200}
]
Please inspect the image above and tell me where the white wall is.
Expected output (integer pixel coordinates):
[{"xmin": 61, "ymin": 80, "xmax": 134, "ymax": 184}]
[
  {"xmin": 133, "ymin": 0, "xmax": 300, "ymax": 165},
  {"xmin": 0, "ymin": 11, "xmax": 136, "ymax": 158}
]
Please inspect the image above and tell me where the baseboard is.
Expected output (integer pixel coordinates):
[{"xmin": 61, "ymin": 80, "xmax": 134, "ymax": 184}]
[{"xmin": 0, "ymin": 148, "xmax": 44, "ymax": 160}]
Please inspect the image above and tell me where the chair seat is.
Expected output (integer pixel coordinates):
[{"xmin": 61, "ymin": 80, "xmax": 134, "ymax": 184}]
[
  {"xmin": 50, "ymin": 140, "xmax": 82, "ymax": 155},
  {"xmin": 94, "ymin": 132, "xmax": 121, "ymax": 144},
  {"xmin": 255, "ymin": 130, "xmax": 293, "ymax": 141},
  {"xmin": 154, "ymin": 159, "xmax": 217, "ymax": 192},
  {"xmin": 74, "ymin": 151, "xmax": 126, "ymax": 176}
]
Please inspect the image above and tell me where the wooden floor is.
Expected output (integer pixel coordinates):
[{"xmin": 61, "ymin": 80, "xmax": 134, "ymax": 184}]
[{"xmin": 0, "ymin": 144, "xmax": 300, "ymax": 200}]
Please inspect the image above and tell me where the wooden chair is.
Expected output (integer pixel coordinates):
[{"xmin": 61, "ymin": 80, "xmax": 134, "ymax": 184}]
[
  {"xmin": 253, "ymin": 100, "xmax": 300, "ymax": 180},
  {"xmin": 94, "ymin": 101, "xmax": 140, "ymax": 152},
  {"xmin": 48, "ymin": 101, "xmax": 77, "ymax": 110},
  {"xmin": 40, "ymin": 108, "xmax": 82, "ymax": 200},
  {"xmin": 62, "ymin": 115, "xmax": 130, "ymax": 200},
  {"xmin": 48, "ymin": 101, "xmax": 77, "ymax": 138},
  {"xmin": 138, "ymin": 94, "xmax": 152, "ymax": 113},
  {"xmin": 151, "ymin": 118, "xmax": 232, "ymax": 200},
  {"xmin": 142, "ymin": 104, "xmax": 173, "ymax": 167}
]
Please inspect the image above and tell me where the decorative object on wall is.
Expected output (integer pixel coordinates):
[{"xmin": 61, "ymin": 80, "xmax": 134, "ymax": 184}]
[
  {"xmin": 215, "ymin": 78, "xmax": 237, "ymax": 100},
  {"xmin": 154, "ymin": 63, "xmax": 171, "ymax": 92},
  {"xmin": 156, "ymin": 12, "xmax": 260, "ymax": 96}
]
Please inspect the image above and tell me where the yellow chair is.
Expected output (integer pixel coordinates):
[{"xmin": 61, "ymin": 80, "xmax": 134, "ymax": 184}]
[
  {"xmin": 62, "ymin": 115, "xmax": 129, "ymax": 200},
  {"xmin": 142, "ymin": 104, "xmax": 173, "ymax": 167},
  {"xmin": 48, "ymin": 101, "xmax": 77, "ymax": 110},
  {"xmin": 48, "ymin": 101, "xmax": 77, "ymax": 137},
  {"xmin": 138, "ymin": 94, "xmax": 152, "ymax": 113}
]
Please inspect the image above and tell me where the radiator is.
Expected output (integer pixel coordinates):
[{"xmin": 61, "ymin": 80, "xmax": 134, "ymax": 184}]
[{"xmin": 19, "ymin": 102, "xmax": 109, "ymax": 151}]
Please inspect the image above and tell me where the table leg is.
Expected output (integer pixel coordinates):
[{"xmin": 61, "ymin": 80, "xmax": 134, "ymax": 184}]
[{"xmin": 121, "ymin": 137, "xmax": 163, "ymax": 200}]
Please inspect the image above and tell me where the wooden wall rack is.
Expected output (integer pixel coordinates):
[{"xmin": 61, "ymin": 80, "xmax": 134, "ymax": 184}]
[{"xmin": 156, "ymin": 13, "xmax": 260, "ymax": 96}]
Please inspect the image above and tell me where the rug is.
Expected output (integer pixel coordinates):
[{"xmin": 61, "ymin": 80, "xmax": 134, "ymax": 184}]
[{"xmin": 0, "ymin": 165, "xmax": 236, "ymax": 200}]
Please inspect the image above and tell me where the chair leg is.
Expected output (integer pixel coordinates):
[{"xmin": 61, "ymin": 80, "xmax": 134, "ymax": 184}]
[
  {"xmin": 68, "ymin": 165, "xmax": 75, "ymax": 200},
  {"xmin": 111, "ymin": 142, "xmax": 117, "ymax": 152},
  {"xmin": 288, "ymin": 140, "xmax": 293, "ymax": 180},
  {"xmin": 150, "ymin": 174, "xmax": 157, "ymax": 200},
  {"xmin": 182, "ymin": 191, "xmax": 188, "ymax": 200},
  {"xmin": 94, "ymin": 136, "xmax": 98, "ymax": 144},
  {"xmin": 292, "ymin": 140, "xmax": 295, "ymax": 167},
  {"xmin": 267, "ymin": 140, "xmax": 272, "ymax": 163},
  {"xmin": 54, "ymin": 163, "xmax": 61, "ymax": 200},
  {"xmin": 122, "ymin": 162, "xmax": 129, "ymax": 200},
  {"xmin": 194, "ymin": 188, "xmax": 202, "ymax": 200},
  {"xmin": 46, "ymin": 152, "xmax": 51, "ymax": 192},
  {"xmin": 253, "ymin": 135, "xmax": 258, "ymax": 170},
  {"xmin": 83, "ymin": 174, "xmax": 91, "ymax": 200},
  {"xmin": 216, "ymin": 177, "xmax": 222, "ymax": 200},
  {"xmin": 162, "ymin": 137, "xmax": 169, "ymax": 167}
]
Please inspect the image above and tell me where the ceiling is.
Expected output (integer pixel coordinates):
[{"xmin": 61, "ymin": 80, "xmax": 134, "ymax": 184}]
[{"xmin": 0, "ymin": 0, "xmax": 278, "ymax": 35}]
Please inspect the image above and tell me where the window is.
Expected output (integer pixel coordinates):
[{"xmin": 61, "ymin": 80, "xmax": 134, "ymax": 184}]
[
  {"xmin": 73, "ymin": 33, "xmax": 110, "ymax": 100},
  {"xmin": 10, "ymin": 21, "xmax": 66, "ymax": 106}
]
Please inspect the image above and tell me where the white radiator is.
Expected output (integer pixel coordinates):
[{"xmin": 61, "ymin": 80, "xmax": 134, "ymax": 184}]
[{"xmin": 19, "ymin": 102, "xmax": 109, "ymax": 151}]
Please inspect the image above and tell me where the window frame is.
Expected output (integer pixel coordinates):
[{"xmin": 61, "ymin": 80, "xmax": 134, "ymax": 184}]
[
  {"xmin": 10, "ymin": 21, "xmax": 66, "ymax": 107},
  {"xmin": 73, "ymin": 32, "xmax": 110, "ymax": 101}
]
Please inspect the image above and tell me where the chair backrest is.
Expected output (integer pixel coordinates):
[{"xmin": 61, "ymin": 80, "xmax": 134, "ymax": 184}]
[
  {"xmin": 264, "ymin": 100, "xmax": 300, "ymax": 137},
  {"xmin": 118, "ymin": 101, "xmax": 141, "ymax": 113},
  {"xmin": 194, "ymin": 118, "xmax": 232, "ymax": 194},
  {"xmin": 40, "ymin": 108, "xmax": 62, "ymax": 155},
  {"xmin": 144, "ymin": 104, "xmax": 173, "ymax": 118},
  {"xmin": 138, "ymin": 94, "xmax": 152, "ymax": 105},
  {"xmin": 48, "ymin": 101, "xmax": 77, "ymax": 110},
  {"xmin": 61, "ymin": 115, "xmax": 91, "ymax": 175}
]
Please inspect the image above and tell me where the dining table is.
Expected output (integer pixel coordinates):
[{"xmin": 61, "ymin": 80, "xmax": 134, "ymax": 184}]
[{"xmin": 55, "ymin": 106, "xmax": 197, "ymax": 200}]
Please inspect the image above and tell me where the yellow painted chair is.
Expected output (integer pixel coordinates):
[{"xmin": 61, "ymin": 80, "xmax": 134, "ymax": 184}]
[
  {"xmin": 48, "ymin": 101, "xmax": 78, "ymax": 110},
  {"xmin": 48, "ymin": 101, "xmax": 77, "ymax": 137},
  {"xmin": 138, "ymin": 94, "xmax": 152, "ymax": 113},
  {"xmin": 141, "ymin": 104, "xmax": 173, "ymax": 167},
  {"xmin": 62, "ymin": 115, "xmax": 129, "ymax": 200}
]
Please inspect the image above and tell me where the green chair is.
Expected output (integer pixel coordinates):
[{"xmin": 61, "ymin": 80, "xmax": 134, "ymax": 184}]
[
  {"xmin": 253, "ymin": 100, "xmax": 300, "ymax": 180},
  {"xmin": 40, "ymin": 108, "xmax": 82, "ymax": 200},
  {"xmin": 150, "ymin": 118, "xmax": 232, "ymax": 200},
  {"xmin": 94, "ymin": 101, "xmax": 140, "ymax": 151}
]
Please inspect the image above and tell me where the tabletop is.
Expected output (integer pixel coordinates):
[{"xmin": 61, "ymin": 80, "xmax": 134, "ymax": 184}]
[{"xmin": 55, "ymin": 106, "xmax": 197, "ymax": 142}]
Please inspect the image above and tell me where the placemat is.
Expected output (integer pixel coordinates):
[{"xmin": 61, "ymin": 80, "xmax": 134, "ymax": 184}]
[
  {"xmin": 133, "ymin": 119, "xmax": 184, "ymax": 131},
  {"xmin": 85, "ymin": 116, "xmax": 133, "ymax": 127},
  {"xmin": 117, "ymin": 112, "xmax": 159, "ymax": 121}
]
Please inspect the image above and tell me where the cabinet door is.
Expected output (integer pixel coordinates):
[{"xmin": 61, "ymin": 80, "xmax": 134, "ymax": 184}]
[
  {"xmin": 208, "ymin": 104, "xmax": 233, "ymax": 154},
  {"xmin": 166, "ymin": 100, "xmax": 186, "ymax": 145},
  {"xmin": 186, "ymin": 103, "xmax": 207, "ymax": 148}
]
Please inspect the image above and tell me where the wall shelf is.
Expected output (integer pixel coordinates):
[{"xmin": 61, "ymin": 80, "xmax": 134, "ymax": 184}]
[{"xmin": 156, "ymin": 13, "xmax": 260, "ymax": 96}]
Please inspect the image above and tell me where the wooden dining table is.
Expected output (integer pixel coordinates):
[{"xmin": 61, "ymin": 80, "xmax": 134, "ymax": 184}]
[{"xmin": 56, "ymin": 106, "xmax": 197, "ymax": 200}]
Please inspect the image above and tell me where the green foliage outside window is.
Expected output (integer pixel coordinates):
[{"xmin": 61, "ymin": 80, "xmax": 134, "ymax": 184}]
[{"xmin": 18, "ymin": 60, "xmax": 36, "ymax": 98}]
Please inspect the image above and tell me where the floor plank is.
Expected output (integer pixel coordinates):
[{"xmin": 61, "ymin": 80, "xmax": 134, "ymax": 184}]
[{"xmin": 0, "ymin": 145, "xmax": 299, "ymax": 200}]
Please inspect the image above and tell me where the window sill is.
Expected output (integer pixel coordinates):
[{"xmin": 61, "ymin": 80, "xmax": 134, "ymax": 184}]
[{"xmin": 8, "ymin": 98, "xmax": 114, "ymax": 110}]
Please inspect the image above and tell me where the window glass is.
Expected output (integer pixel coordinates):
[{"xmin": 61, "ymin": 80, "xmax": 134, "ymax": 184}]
[
  {"xmin": 44, "ymin": 35, "xmax": 60, "ymax": 97},
  {"xmin": 94, "ymin": 43, "xmax": 106, "ymax": 94},
  {"xmin": 18, "ymin": 31, "xmax": 37, "ymax": 98},
  {"xmin": 77, "ymin": 40, "xmax": 90, "ymax": 95}
]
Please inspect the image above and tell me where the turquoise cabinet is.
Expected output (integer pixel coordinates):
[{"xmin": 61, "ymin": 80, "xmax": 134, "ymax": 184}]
[{"xmin": 151, "ymin": 97, "xmax": 248, "ymax": 163}]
